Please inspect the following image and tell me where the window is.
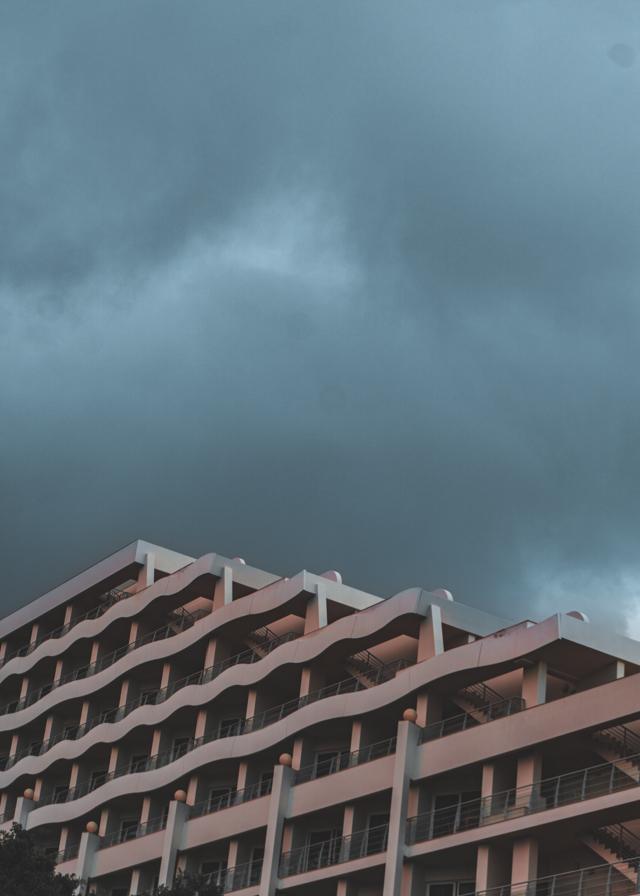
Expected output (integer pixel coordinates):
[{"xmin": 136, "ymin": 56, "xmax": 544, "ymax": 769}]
[
  {"xmin": 249, "ymin": 847, "xmax": 264, "ymax": 883},
  {"xmin": 140, "ymin": 690, "xmax": 157, "ymax": 706},
  {"xmin": 427, "ymin": 886, "xmax": 454, "ymax": 896},
  {"xmin": 208, "ymin": 787, "xmax": 233, "ymax": 811},
  {"xmin": 306, "ymin": 830, "xmax": 340, "ymax": 869},
  {"xmin": 458, "ymin": 884, "xmax": 475, "ymax": 895},
  {"xmin": 258, "ymin": 770, "xmax": 273, "ymax": 796},
  {"xmin": 89, "ymin": 769, "xmax": 107, "ymax": 790},
  {"xmin": 53, "ymin": 784, "xmax": 69, "ymax": 803},
  {"xmin": 218, "ymin": 717, "xmax": 241, "ymax": 738},
  {"xmin": 129, "ymin": 754, "xmax": 148, "ymax": 773},
  {"xmin": 365, "ymin": 813, "xmax": 389, "ymax": 855},
  {"xmin": 314, "ymin": 750, "xmax": 341, "ymax": 778},
  {"xmin": 431, "ymin": 792, "xmax": 480, "ymax": 838},
  {"xmin": 201, "ymin": 860, "xmax": 226, "ymax": 884},
  {"xmin": 119, "ymin": 819, "xmax": 138, "ymax": 842},
  {"xmin": 63, "ymin": 724, "xmax": 79, "ymax": 740},
  {"xmin": 171, "ymin": 737, "xmax": 191, "ymax": 760}
]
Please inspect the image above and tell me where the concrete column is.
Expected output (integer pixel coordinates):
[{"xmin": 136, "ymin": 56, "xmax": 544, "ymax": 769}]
[
  {"xmin": 304, "ymin": 586, "xmax": 328, "ymax": 633},
  {"xmin": 54, "ymin": 658, "xmax": 65, "ymax": 683},
  {"xmin": 130, "ymin": 868, "xmax": 155, "ymax": 895},
  {"xmin": 337, "ymin": 804, "xmax": 357, "ymax": 896},
  {"xmin": 258, "ymin": 763, "xmax": 293, "ymax": 896},
  {"xmin": 475, "ymin": 844, "xmax": 511, "ymax": 892},
  {"xmin": 0, "ymin": 641, "xmax": 6, "ymax": 664},
  {"xmin": 515, "ymin": 752, "xmax": 542, "ymax": 809},
  {"xmin": 158, "ymin": 799, "xmax": 189, "ymax": 888},
  {"xmin": 383, "ymin": 719, "xmax": 420, "ymax": 896},
  {"xmin": 416, "ymin": 689, "xmax": 442, "ymax": 730},
  {"xmin": 14, "ymin": 795, "xmax": 35, "ymax": 826},
  {"xmin": 29, "ymin": 623, "xmax": 40, "ymax": 646},
  {"xmin": 293, "ymin": 665, "xmax": 324, "ymax": 769},
  {"xmin": 75, "ymin": 831, "xmax": 100, "ymax": 895},
  {"xmin": 522, "ymin": 661, "xmax": 547, "ymax": 707},
  {"xmin": 511, "ymin": 838, "xmax": 538, "ymax": 893},
  {"xmin": 213, "ymin": 566, "xmax": 233, "ymax": 609},
  {"xmin": 137, "ymin": 552, "xmax": 155, "ymax": 590},
  {"xmin": 417, "ymin": 605, "xmax": 444, "ymax": 661}
]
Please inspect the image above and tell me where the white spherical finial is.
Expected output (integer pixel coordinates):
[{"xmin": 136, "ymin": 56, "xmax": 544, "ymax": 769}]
[
  {"xmin": 86, "ymin": 821, "xmax": 98, "ymax": 834},
  {"xmin": 320, "ymin": 570, "xmax": 342, "ymax": 584},
  {"xmin": 432, "ymin": 588, "xmax": 454, "ymax": 601},
  {"xmin": 174, "ymin": 789, "xmax": 187, "ymax": 803},
  {"xmin": 567, "ymin": 610, "xmax": 589, "ymax": 622},
  {"xmin": 403, "ymin": 708, "xmax": 418, "ymax": 723},
  {"xmin": 279, "ymin": 752, "xmax": 293, "ymax": 767},
  {"xmin": 23, "ymin": 787, "xmax": 34, "ymax": 801}
]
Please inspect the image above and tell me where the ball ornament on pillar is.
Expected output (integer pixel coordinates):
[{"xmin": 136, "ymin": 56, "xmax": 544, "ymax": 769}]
[
  {"xmin": 402, "ymin": 708, "xmax": 418, "ymax": 723},
  {"xmin": 86, "ymin": 821, "xmax": 99, "ymax": 834},
  {"xmin": 279, "ymin": 752, "xmax": 293, "ymax": 767},
  {"xmin": 174, "ymin": 789, "xmax": 187, "ymax": 803},
  {"xmin": 23, "ymin": 787, "xmax": 34, "ymax": 801}
]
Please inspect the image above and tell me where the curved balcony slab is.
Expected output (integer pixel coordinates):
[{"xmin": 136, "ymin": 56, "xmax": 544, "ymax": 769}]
[
  {"xmin": 25, "ymin": 613, "xmax": 566, "ymax": 830},
  {"xmin": 0, "ymin": 567, "xmax": 316, "ymax": 735},
  {"xmin": 92, "ymin": 829, "xmax": 166, "ymax": 878},
  {"xmin": 4, "ymin": 586, "xmax": 420, "ymax": 786}
]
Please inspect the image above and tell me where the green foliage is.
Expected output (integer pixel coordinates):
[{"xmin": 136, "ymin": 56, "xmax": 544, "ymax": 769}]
[{"xmin": 0, "ymin": 823, "xmax": 76, "ymax": 896}]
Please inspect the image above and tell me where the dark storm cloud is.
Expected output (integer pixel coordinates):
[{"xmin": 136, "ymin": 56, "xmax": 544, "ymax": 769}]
[{"xmin": 2, "ymin": 1, "xmax": 640, "ymax": 634}]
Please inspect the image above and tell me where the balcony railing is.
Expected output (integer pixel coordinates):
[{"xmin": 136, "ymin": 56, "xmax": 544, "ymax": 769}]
[
  {"xmin": 51, "ymin": 841, "xmax": 80, "ymax": 865},
  {"xmin": 419, "ymin": 696, "xmax": 525, "ymax": 744},
  {"xmin": 37, "ymin": 674, "xmax": 376, "ymax": 808},
  {"xmin": 475, "ymin": 858, "xmax": 640, "ymax": 895},
  {"xmin": 0, "ymin": 606, "xmax": 209, "ymax": 718},
  {"xmin": 294, "ymin": 735, "xmax": 397, "ymax": 784},
  {"xmin": 201, "ymin": 860, "xmax": 262, "ymax": 892},
  {"xmin": 99, "ymin": 812, "xmax": 167, "ymax": 849},
  {"xmin": 1, "ymin": 631, "xmax": 297, "ymax": 770},
  {"xmin": 0, "ymin": 589, "xmax": 132, "ymax": 669},
  {"xmin": 279, "ymin": 823, "xmax": 389, "ymax": 877},
  {"xmin": 406, "ymin": 751, "xmax": 640, "ymax": 845},
  {"xmin": 189, "ymin": 779, "xmax": 273, "ymax": 819}
]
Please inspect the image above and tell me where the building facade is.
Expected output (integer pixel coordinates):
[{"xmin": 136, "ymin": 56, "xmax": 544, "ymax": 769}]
[{"xmin": 1, "ymin": 540, "xmax": 640, "ymax": 895}]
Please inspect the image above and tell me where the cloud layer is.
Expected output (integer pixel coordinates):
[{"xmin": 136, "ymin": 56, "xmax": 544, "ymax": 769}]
[{"xmin": 2, "ymin": 1, "xmax": 640, "ymax": 634}]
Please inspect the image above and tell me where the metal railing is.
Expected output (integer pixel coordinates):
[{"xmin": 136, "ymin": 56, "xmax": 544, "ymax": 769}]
[
  {"xmin": 294, "ymin": 735, "xmax": 397, "ymax": 784},
  {"xmin": 99, "ymin": 812, "xmax": 167, "ymax": 849},
  {"xmin": 419, "ymin": 697, "xmax": 525, "ymax": 744},
  {"xmin": 2, "ymin": 630, "xmax": 297, "ymax": 770},
  {"xmin": 346, "ymin": 650, "xmax": 410, "ymax": 684},
  {"xmin": 593, "ymin": 824, "xmax": 640, "ymax": 870},
  {"xmin": 595, "ymin": 725, "xmax": 640, "ymax": 761},
  {"xmin": 460, "ymin": 681, "xmax": 505, "ymax": 706},
  {"xmin": 0, "ymin": 607, "xmax": 209, "ymax": 719},
  {"xmin": 279, "ymin": 823, "xmax": 389, "ymax": 877},
  {"xmin": 201, "ymin": 860, "xmax": 262, "ymax": 892},
  {"xmin": 189, "ymin": 779, "xmax": 273, "ymax": 819},
  {"xmin": 475, "ymin": 858, "xmax": 640, "ymax": 895},
  {"xmin": 38, "ymin": 673, "xmax": 376, "ymax": 807},
  {"xmin": 0, "ymin": 589, "xmax": 132, "ymax": 669},
  {"xmin": 406, "ymin": 751, "xmax": 640, "ymax": 845},
  {"xmin": 51, "ymin": 841, "xmax": 81, "ymax": 865}
]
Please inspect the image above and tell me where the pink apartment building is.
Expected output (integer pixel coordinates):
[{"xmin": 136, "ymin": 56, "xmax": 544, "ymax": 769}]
[{"xmin": 1, "ymin": 540, "xmax": 640, "ymax": 896}]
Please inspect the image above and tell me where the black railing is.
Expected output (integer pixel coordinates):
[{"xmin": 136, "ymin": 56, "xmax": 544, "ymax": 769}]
[
  {"xmin": 294, "ymin": 736, "xmax": 397, "ymax": 784},
  {"xmin": 279, "ymin": 823, "xmax": 389, "ymax": 877},
  {"xmin": 406, "ymin": 751, "xmax": 640, "ymax": 845},
  {"xmin": 2, "ymin": 630, "xmax": 297, "ymax": 770},
  {"xmin": 593, "ymin": 824, "xmax": 640, "ymax": 870},
  {"xmin": 460, "ymin": 681, "xmax": 505, "ymax": 707},
  {"xmin": 100, "ymin": 812, "xmax": 167, "ymax": 849},
  {"xmin": 201, "ymin": 860, "xmax": 262, "ymax": 892},
  {"xmin": 0, "ymin": 607, "xmax": 209, "ymax": 718},
  {"xmin": 38, "ymin": 674, "xmax": 374, "ymax": 807},
  {"xmin": 346, "ymin": 651, "xmax": 410, "ymax": 684},
  {"xmin": 189, "ymin": 779, "xmax": 273, "ymax": 819},
  {"xmin": 475, "ymin": 858, "xmax": 640, "ymax": 895},
  {"xmin": 594, "ymin": 725, "xmax": 640, "ymax": 761},
  {"xmin": 51, "ymin": 841, "xmax": 81, "ymax": 865},
  {"xmin": 0, "ymin": 589, "xmax": 132, "ymax": 669},
  {"xmin": 419, "ymin": 697, "xmax": 525, "ymax": 744}
]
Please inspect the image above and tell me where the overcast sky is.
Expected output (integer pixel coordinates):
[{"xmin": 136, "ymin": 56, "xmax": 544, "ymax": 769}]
[{"xmin": 1, "ymin": 2, "xmax": 639, "ymax": 634}]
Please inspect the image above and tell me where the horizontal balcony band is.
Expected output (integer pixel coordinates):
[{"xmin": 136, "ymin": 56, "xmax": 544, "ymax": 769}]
[
  {"xmin": 476, "ymin": 858, "xmax": 640, "ymax": 896},
  {"xmin": 37, "ymin": 675, "xmax": 371, "ymax": 807},
  {"xmin": 294, "ymin": 735, "xmax": 397, "ymax": 784},
  {"xmin": 189, "ymin": 778, "xmax": 273, "ymax": 819},
  {"xmin": 407, "ymin": 750, "xmax": 640, "ymax": 845},
  {"xmin": 0, "ymin": 607, "xmax": 208, "ymax": 719},
  {"xmin": 0, "ymin": 589, "xmax": 132, "ymax": 670},
  {"xmin": 279, "ymin": 823, "xmax": 389, "ymax": 877},
  {"xmin": 1, "ymin": 629, "xmax": 297, "ymax": 772},
  {"xmin": 99, "ymin": 812, "xmax": 167, "ymax": 850},
  {"xmin": 419, "ymin": 696, "xmax": 525, "ymax": 743},
  {"xmin": 201, "ymin": 860, "xmax": 262, "ymax": 893}
]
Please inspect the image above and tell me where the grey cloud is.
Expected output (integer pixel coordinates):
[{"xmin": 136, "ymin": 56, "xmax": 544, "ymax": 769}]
[{"xmin": 1, "ymin": 1, "xmax": 640, "ymax": 638}]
